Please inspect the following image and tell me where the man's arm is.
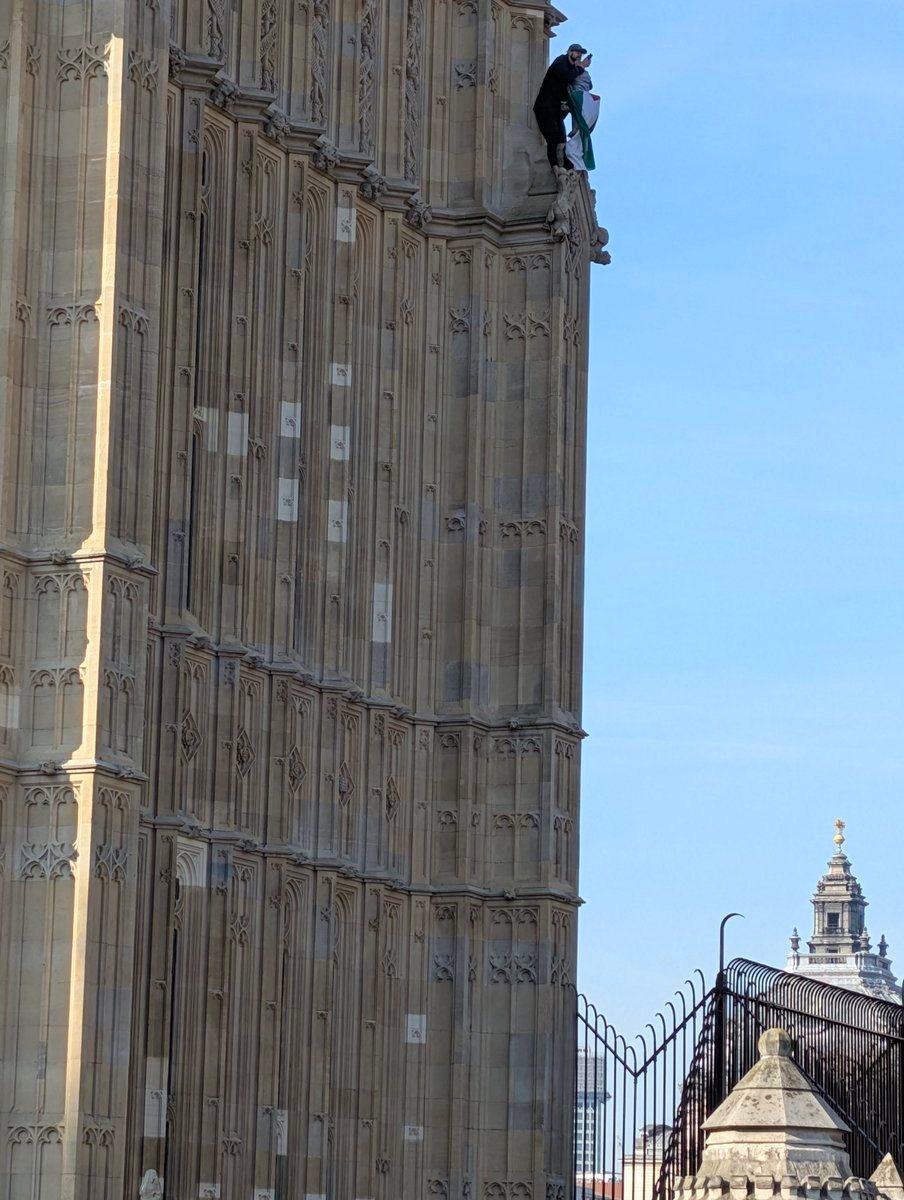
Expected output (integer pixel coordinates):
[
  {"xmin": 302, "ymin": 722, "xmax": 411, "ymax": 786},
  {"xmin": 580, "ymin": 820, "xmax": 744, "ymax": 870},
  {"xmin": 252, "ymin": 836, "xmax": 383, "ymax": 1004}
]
[{"xmin": 548, "ymin": 55, "xmax": 583, "ymax": 88}]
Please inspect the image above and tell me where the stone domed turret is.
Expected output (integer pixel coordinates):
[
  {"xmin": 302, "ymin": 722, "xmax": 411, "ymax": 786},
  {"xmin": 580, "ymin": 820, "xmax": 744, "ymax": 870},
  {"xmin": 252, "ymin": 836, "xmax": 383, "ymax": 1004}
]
[{"xmin": 786, "ymin": 821, "xmax": 900, "ymax": 1003}]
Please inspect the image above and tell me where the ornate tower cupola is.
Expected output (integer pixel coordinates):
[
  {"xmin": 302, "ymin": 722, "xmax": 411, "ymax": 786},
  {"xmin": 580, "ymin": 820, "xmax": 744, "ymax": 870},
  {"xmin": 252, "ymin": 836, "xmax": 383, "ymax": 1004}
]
[
  {"xmin": 807, "ymin": 819, "xmax": 868, "ymax": 957},
  {"xmin": 786, "ymin": 821, "xmax": 900, "ymax": 1002}
]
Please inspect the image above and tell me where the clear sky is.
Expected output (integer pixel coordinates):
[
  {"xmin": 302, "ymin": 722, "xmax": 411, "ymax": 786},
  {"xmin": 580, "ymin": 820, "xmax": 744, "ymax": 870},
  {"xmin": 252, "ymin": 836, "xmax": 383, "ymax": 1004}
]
[{"xmin": 564, "ymin": 1, "xmax": 904, "ymax": 1031}]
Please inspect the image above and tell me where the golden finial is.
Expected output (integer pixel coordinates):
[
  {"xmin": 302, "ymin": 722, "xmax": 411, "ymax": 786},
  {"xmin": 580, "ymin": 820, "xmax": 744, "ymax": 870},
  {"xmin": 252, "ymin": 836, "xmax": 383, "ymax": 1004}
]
[{"xmin": 834, "ymin": 817, "xmax": 846, "ymax": 849}]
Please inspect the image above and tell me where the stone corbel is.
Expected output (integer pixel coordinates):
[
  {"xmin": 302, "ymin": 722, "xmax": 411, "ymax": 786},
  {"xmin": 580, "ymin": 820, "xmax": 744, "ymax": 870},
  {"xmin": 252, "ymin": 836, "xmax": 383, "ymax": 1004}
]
[
  {"xmin": 590, "ymin": 226, "xmax": 611, "ymax": 265},
  {"xmin": 209, "ymin": 72, "xmax": 238, "ymax": 110},
  {"xmin": 404, "ymin": 192, "xmax": 432, "ymax": 230},
  {"xmin": 263, "ymin": 105, "xmax": 290, "ymax": 143},
  {"xmin": 544, "ymin": 167, "xmax": 582, "ymax": 241},
  {"xmin": 359, "ymin": 164, "xmax": 388, "ymax": 202},
  {"xmin": 544, "ymin": 5, "xmax": 568, "ymax": 36},
  {"xmin": 168, "ymin": 43, "xmax": 186, "ymax": 80},
  {"xmin": 311, "ymin": 134, "xmax": 340, "ymax": 173}
]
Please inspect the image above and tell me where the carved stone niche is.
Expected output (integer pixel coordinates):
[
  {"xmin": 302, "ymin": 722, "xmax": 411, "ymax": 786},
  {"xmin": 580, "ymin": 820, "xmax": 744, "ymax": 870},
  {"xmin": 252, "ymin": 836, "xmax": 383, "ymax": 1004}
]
[{"xmin": 175, "ymin": 836, "xmax": 208, "ymax": 887}]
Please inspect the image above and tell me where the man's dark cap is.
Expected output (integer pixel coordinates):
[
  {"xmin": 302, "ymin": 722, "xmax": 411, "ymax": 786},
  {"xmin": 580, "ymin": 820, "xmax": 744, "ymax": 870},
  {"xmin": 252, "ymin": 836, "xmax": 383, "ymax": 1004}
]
[{"xmin": 567, "ymin": 42, "xmax": 588, "ymax": 54}]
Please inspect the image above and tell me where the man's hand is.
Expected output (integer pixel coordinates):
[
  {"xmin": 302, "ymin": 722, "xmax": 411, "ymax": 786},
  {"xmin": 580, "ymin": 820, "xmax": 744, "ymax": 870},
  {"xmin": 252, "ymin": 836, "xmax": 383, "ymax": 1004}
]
[{"xmin": 582, "ymin": 54, "xmax": 592, "ymax": 67}]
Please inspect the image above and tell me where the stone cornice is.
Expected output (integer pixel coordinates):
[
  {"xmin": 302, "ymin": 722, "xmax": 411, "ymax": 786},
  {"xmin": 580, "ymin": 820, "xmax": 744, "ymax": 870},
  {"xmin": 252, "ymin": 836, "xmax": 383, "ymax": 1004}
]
[
  {"xmin": 0, "ymin": 544, "xmax": 158, "ymax": 577},
  {"xmin": 0, "ymin": 758, "xmax": 148, "ymax": 781},
  {"xmin": 147, "ymin": 628, "xmax": 586, "ymax": 735},
  {"xmin": 138, "ymin": 813, "xmax": 583, "ymax": 904},
  {"xmin": 498, "ymin": 0, "xmax": 567, "ymax": 33},
  {"xmin": 166, "ymin": 48, "xmax": 604, "ymax": 257}
]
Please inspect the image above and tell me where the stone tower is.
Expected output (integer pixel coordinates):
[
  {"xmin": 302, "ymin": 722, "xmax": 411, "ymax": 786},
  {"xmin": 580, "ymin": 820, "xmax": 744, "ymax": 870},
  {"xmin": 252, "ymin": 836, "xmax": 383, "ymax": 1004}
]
[
  {"xmin": 786, "ymin": 821, "xmax": 899, "ymax": 1002},
  {"xmin": 0, "ymin": 0, "xmax": 604, "ymax": 1196}
]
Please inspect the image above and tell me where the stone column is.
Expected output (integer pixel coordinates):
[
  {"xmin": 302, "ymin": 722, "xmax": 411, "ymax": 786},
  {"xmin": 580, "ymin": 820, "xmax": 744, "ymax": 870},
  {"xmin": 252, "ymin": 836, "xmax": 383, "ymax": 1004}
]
[{"xmin": 0, "ymin": 0, "xmax": 167, "ymax": 1191}]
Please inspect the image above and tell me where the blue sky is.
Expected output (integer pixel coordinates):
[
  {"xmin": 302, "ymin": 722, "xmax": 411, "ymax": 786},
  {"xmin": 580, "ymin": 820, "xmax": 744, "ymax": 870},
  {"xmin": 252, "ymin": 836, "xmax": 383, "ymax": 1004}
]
[{"xmin": 565, "ymin": 1, "xmax": 904, "ymax": 1030}]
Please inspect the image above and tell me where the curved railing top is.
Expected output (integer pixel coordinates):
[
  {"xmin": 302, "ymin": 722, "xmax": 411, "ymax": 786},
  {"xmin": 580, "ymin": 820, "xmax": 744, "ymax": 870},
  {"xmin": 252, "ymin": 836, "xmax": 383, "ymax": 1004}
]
[{"xmin": 726, "ymin": 956, "xmax": 904, "ymax": 1035}]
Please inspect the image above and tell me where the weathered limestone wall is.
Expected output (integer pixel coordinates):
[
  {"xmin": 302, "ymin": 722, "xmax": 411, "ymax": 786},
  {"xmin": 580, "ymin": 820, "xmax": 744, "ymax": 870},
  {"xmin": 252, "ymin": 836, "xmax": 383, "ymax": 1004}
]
[{"xmin": 0, "ymin": 0, "xmax": 604, "ymax": 1195}]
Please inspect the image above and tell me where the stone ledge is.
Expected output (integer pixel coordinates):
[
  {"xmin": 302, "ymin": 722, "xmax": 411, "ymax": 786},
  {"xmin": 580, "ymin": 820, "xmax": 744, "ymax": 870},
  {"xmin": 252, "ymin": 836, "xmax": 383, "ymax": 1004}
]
[{"xmin": 677, "ymin": 1177, "xmax": 880, "ymax": 1200}]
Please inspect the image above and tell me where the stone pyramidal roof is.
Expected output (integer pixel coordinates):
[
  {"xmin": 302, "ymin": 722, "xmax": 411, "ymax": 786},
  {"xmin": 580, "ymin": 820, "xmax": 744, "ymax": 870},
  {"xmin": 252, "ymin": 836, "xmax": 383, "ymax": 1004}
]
[
  {"xmin": 872, "ymin": 1155, "xmax": 904, "ymax": 1200},
  {"xmin": 700, "ymin": 1028, "xmax": 851, "ymax": 1181},
  {"xmin": 675, "ymin": 1028, "xmax": 904, "ymax": 1200}
]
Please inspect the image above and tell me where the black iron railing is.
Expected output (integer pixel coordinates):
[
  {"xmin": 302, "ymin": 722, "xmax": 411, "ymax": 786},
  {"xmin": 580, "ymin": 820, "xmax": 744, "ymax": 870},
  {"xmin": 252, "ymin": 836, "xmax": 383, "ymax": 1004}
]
[
  {"xmin": 720, "ymin": 958, "xmax": 904, "ymax": 1179},
  {"xmin": 575, "ymin": 956, "xmax": 904, "ymax": 1200}
]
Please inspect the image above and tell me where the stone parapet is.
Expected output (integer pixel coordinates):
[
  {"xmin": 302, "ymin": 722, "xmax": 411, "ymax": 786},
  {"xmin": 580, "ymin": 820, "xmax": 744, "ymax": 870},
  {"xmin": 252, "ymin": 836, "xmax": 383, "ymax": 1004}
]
[{"xmin": 676, "ymin": 1175, "xmax": 881, "ymax": 1200}]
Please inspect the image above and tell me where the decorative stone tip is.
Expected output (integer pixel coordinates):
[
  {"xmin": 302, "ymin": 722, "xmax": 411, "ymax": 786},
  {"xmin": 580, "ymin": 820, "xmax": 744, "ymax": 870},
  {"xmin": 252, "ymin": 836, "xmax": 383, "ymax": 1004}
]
[
  {"xmin": 834, "ymin": 818, "xmax": 846, "ymax": 849},
  {"xmin": 870, "ymin": 1153, "xmax": 904, "ymax": 1196},
  {"xmin": 758, "ymin": 1028, "xmax": 793, "ymax": 1058}
]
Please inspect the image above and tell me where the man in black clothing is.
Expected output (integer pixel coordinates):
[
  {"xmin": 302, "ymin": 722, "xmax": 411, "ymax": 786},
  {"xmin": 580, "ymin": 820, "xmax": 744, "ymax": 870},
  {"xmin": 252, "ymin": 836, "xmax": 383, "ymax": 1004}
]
[{"xmin": 533, "ymin": 43, "xmax": 592, "ymax": 170}]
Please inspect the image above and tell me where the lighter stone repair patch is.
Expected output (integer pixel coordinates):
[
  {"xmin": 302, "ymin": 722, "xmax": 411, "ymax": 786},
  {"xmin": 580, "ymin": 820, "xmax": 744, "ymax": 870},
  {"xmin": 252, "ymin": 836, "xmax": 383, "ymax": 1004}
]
[
  {"xmin": 197, "ymin": 406, "xmax": 219, "ymax": 450},
  {"xmin": 278, "ymin": 478, "xmax": 299, "ymax": 522},
  {"xmin": 335, "ymin": 206, "xmax": 356, "ymax": 243},
  {"xmin": 406, "ymin": 1013, "xmax": 427, "ymax": 1044},
  {"xmin": 404, "ymin": 1125, "xmax": 424, "ymax": 1141},
  {"xmin": 330, "ymin": 425, "xmax": 350, "ymax": 460},
  {"xmin": 1, "ymin": 689, "xmax": 19, "ymax": 733},
  {"xmin": 330, "ymin": 363, "xmax": 351, "ymax": 387},
  {"xmin": 280, "ymin": 401, "xmax": 302, "ymax": 438},
  {"xmin": 143, "ymin": 1057, "xmax": 167, "ymax": 1137},
  {"xmin": 227, "ymin": 411, "xmax": 249, "ymax": 456},
  {"xmin": 372, "ymin": 582, "xmax": 393, "ymax": 642},
  {"xmin": 274, "ymin": 1107, "xmax": 288, "ymax": 1155},
  {"xmin": 327, "ymin": 499, "xmax": 348, "ymax": 542}
]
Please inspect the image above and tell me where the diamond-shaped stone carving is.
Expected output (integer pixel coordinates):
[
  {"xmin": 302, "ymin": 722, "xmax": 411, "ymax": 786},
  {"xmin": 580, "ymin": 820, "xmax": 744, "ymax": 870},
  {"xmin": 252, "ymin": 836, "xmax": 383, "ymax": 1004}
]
[
  {"xmin": 337, "ymin": 761, "xmax": 355, "ymax": 806},
  {"xmin": 180, "ymin": 711, "xmax": 202, "ymax": 762},
  {"xmin": 385, "ymin": 776, "xmax": 400, "ymax": 821},
  {"xmin": 235, "ymin": 728, "xmax": 255, "ymax": 778},
  {"xmin": 286, "ymin": 746, "xmax": 306, "ymax": 792}
]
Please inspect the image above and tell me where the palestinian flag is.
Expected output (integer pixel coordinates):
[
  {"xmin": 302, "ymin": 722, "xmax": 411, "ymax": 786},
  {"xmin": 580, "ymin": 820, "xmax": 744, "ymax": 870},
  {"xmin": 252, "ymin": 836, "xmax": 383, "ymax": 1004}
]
[{"xmin": 565, "ymin": 89, "xmax": 600, "ymax": 172}]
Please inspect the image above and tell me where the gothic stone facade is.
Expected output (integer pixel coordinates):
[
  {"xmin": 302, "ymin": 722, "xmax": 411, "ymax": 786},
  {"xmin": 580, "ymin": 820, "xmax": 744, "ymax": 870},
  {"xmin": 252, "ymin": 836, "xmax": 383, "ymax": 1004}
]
[{"xmin": 0, "ymin": 0, "xmax": 603, "ymax": 1195}]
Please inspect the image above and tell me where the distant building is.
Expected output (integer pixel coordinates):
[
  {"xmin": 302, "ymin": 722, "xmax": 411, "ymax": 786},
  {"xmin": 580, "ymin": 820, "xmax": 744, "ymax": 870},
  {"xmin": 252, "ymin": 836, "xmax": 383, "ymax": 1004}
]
[
  {"xmin": 786, "ymin": 820, "xmax": 900, "ymax": 1002},
  {"xmin": 622, "ymin": 1124, "xmax": 673, "ymax": 1200},
  {"xmin": 574, "ymin": 1056, "xmax": 671, "ymax": 1200},
  {"xmin": 575, "ymin": 1053, "xmax": 609, "ymax": 1176}
]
